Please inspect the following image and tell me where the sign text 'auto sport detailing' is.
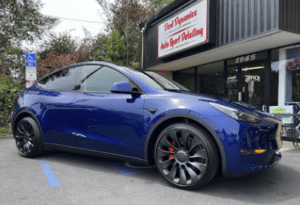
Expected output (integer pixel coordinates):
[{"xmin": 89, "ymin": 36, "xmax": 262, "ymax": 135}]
[{"xmin": 158, "ymin": 0, "xmax": 208, "ymax": 58}]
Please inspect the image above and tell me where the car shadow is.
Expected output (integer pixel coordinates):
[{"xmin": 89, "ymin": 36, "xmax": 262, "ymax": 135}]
[
  {"xmin": 194, "ymin": 149, "xmax": 300, "ymax": 204},
  {"xmin": 41, "ymin": 149, "xmax": 300, "ymax": 204}
]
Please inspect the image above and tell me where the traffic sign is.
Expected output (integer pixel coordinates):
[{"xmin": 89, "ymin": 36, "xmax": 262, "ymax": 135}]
[
  {"xmin": 26, "ymin": 67, "xmax": 36, "ymax": 73},
  {"xmin": 25, "ymin": 53, "xmax": 36, "ymax": 67},
  {"xmin": 26, "ymin": 72, "xmax": 37, "ymax": 81},
  {"xmin": 26, "ymin": 80, "xmax": 35, "ymax": 88}
]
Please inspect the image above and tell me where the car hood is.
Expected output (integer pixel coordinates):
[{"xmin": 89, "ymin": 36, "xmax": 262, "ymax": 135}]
[{"xmin": 164, "ymin": 90, "xmax": 280, "ymax": 120}]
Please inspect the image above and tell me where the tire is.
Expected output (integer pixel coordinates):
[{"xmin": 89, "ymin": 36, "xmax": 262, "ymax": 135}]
[
  {"xmin": 154, "ymin": 123, "xmax": 220, "ymax": 189},
  {"xmin": 14, "ymin": 117, "xmax": 44, "ymax": 158}
]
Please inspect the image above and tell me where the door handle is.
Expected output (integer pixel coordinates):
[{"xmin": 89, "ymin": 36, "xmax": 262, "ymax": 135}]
[{"xmin": 78, "ymin": 100, "xmax": 88, "ymax": 103}]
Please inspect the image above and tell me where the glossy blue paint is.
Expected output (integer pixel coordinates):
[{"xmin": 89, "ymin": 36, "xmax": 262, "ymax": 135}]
[
  {"xmin": 74, "ymin": 92, "xmax": 145, "ymax": 158},
  {"xmin": 110, "ymin": 81, "xmax": 132, "ymax": 92},
  {"xmin": 12, "ymin": 61, "xmax": 282, "ymax": 176}
]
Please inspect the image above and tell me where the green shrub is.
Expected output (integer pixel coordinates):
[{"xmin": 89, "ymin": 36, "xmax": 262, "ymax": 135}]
[
  {"xmin": 0, "ymin": 126, "xmax": 12, "ymax": 136},
  {"xmin": 0, "ymin": 75, "xmax": 23, "ymax": 127}
]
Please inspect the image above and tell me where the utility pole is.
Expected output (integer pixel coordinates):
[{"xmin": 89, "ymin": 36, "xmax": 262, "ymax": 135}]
[{"xmin": 126, "ymin": 0, "xmax": 129, "ymax": 66}]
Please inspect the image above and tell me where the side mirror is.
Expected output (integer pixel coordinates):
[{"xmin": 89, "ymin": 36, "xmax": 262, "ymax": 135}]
[{"xmin": 110, "ymin": 81, "xmax": 141, "ymax": 96}]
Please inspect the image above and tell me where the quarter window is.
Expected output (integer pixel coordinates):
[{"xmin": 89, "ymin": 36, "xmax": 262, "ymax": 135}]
[{"xmin": 80, "ymin": 66, "xmax": 129, "ymax": 92}]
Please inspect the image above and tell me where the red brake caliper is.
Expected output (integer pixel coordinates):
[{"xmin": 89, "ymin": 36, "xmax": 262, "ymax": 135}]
[{"xmin": 169, "ymin": 141, "xmax": 175, "ymax": 166}]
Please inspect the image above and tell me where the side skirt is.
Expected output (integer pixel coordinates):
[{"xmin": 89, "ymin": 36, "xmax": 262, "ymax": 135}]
[{"xmin": 43, "ymin": 143, "xmax": 150, "ymax": 165}]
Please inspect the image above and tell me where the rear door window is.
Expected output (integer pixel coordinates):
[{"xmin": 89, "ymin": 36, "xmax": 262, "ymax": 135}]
[{"xmin": 38, "ymin": 66, "xmax": 79, "ymax": 91}]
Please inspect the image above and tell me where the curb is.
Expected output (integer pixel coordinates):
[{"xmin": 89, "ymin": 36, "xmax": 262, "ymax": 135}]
[{"xmin": 0, "ymin": 135, "xmax": 13, "ymax": 139}]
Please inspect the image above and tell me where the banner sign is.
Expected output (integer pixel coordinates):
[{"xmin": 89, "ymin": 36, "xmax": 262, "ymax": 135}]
[
  {"xmin": 270, "ymin": 106, "xmax": 294, "ymax": 125},
  {"xmin": 158, "ymin": 0, "xmax": 208, "ymax": 58},
  {"xmin": 286, "ymin": 47, "xmax": 300, "ymax": 71},
  {"xmin": 286, "ymin": 58, "xmax": 300, "ymax": 71}
]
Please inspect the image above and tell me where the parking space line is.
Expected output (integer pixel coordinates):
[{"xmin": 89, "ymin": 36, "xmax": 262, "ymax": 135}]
[
  {"xmin": 106, "ymin": 162, "xmax": 146, "ymax": 175},
  {"xmin": 38, "ymin": 158, "xmax": 61, "ymax": 187}
]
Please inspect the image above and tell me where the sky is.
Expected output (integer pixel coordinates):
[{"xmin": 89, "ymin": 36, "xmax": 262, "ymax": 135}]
[
  {"xmin": 23, "ymin": 0, "xmax": 110, "ymax": 52},
  {"xmin": 40, "ymin": 0, "xmax": 107, "ymax": 39}
]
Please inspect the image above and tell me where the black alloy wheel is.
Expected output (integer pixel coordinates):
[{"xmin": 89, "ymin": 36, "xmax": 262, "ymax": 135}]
[
  {"xmin": 154, "ymin": 123, "xmax": 219, "ymax": 189},
  {"xmin": 14, "ymin": 117, "xmax": 43, "ymax": 157}
]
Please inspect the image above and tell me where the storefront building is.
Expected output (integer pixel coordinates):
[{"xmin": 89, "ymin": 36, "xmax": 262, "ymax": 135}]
[{"xmin": 140, "ymin": 0, "xmax": 300, "ymax": 138}]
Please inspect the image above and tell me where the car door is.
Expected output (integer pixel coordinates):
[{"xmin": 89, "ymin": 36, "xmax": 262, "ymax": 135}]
[
  {"xmin": 37, "ymin": 66, "xmax": 79, "ymax": 146},
  {"xmin": 74, "ymin": 65, "xmax": 145, "ymax": 159}
]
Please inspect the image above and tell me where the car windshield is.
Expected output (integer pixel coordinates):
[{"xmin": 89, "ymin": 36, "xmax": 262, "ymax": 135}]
[{"xmin": 122, "ymin": 67, "xmax": 190, "ymax": 91}]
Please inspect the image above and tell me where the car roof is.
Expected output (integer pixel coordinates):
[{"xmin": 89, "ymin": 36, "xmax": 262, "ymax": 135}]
[{"xmin": 38, "ymin": 61, "xmax": 125, "ymax": 82}]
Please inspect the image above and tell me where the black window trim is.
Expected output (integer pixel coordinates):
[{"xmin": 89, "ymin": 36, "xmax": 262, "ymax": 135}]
[
  {"xmin": 37, "ymin": 63, "xmax": 145, "ymax": 94},
  {"xmin": 76, "ymin": 65, "xmax": 144, "ymax": 95},
  {"xmin": 37, "ymin": 65, "xmax": 80, "ymax": 92}
]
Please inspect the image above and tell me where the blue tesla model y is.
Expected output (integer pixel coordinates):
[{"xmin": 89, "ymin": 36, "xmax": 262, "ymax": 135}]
[{"xmin": 12, "ymin": 61, "xmax": 283, "ymax": 189}]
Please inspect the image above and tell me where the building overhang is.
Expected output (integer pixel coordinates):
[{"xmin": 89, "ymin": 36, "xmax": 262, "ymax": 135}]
[
  {"xmin": 140, "ymin": 0, "xmax": 300, "ymax": 71},
  {"xmin": 147, "ymin": 30, "xmax": 300, "ymax": 71}
]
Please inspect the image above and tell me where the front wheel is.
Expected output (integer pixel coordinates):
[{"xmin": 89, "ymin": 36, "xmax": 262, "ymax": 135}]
[
  {"xmin": 14, "ymin": 117, "xmax": 44, "ymax": 158},
  {"xmin": 154, "ymin": 123, "xmax": 220, "ymax": 189}
]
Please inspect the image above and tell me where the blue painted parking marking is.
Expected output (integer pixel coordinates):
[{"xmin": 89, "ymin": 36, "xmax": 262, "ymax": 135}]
[
  {"xmin": 38, "ymin": 158, "xmax": 61, "ymax": 187},
  {"xmin": 106, "ymin": 162, "xmax": 145, "ymax": 176}
]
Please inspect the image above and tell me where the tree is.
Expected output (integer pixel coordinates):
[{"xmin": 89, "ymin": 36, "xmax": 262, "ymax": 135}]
[
  {"xmin": 36, "ymin": 32, "xmax": 80, "ymax": 78},
  {"xmin": 38, "ymin": 32, "xmax": 78, "ymax": 60},
  {"xmin": 37, "ymin": 50, "xmax": 80, "ymax": 79},
  {"xmin": 77, "ymin": 28, "xmax": 100, "ymax": 62},
  {"xmin": 96, "ymin": 0, "xmax": 157, "ymax": 67},
  {"xmin": 0, "ymin": 0, "xmax": 58, "ymax": 53},
  {"xmin": 0, "ymin": 46, "xmax": 26, "ymax": 84},
  {"xmin": 143, "ymin": 0, "xmax": 174, "ymax": 11},
  {"xmin": 95, "ymin": 0, "xmax": 174, "ymax": 67}
]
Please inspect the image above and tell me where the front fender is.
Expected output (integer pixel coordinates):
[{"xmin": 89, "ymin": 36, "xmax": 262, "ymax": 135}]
[{"xmin": 144, "ymin": 111, "xmax": 227, "ymax": 175}]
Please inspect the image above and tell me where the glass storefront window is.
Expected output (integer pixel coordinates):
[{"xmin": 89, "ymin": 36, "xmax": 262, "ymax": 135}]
[
  {"xmin": 292, "ymin": 70, "xmax": 300, "ymax": 101},
  {"xmin": 286, "ymin": 47, "xmax": 300, "ymax": 102},
  {"xmin": 227, "ymin": 63, "xmax": 265, "ymax": 108},
  {"xmin": 241, "ymin": 63, "xmax": 265, "ymax": 108},
  {"xmin": 197, "ymin": 61, "xmax": 224, "ymax": 98},
  {"xmin": 173, "ymin": 68, "xmax": 195, "ymax": 91},
  {"xmin": 173, "ymin": 62, "xmax": 224, "ymax": 96},
  {"xmin": 226, "ymin": 66, "xmax": 238, "ymax": 101}
]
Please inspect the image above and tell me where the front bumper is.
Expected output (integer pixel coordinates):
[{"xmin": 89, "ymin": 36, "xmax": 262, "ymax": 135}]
[
  {"xmin": 269, "ymin": 151, "xmax": 282, "ymax": 167},
  {"xmin": 204, "ymin": 115, "xmax": 283, "ymax": 176}
]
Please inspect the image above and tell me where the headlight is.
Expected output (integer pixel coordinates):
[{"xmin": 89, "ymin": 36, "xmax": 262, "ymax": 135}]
[{"xmin": 209, "ymin": 102, "xmax": 260, "ymax": 123}]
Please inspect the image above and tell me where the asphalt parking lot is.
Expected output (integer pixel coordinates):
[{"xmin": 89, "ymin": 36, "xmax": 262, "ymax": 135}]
[{"xmin": 1, "ymin": 137, "xmax": 300, "ymax": 205}]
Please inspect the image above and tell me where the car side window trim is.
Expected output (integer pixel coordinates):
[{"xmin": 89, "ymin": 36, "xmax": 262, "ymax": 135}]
[
  {"xmin": 76, "ymin": 65, "xmax": 144, "ymax": 94},
  {"xmin": 37, "ymin": 63, "xmax": 145, "ymax": 94},
  {"xmin": 37, "ymin": 65, "xmax": 80, "ymax": 91}
]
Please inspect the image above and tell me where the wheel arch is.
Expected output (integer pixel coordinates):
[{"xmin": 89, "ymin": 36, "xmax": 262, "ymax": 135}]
[
  {"xmin": 12, "ymin": 110, "xmax": 44, "ymax": 140},
  {"xmin": 144, "ymin": 113, "xmax": 227, "ymax": 175}
]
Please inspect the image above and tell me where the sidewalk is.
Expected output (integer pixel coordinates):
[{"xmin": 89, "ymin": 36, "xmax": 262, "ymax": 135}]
[{"xmin": 280, "ymin": 141, "xmax": 299, "ymax": 152}]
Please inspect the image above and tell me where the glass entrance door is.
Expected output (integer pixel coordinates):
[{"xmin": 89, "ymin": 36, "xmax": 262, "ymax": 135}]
[
  {"xmin": 241, "ymin": 63, "xmax": 265, "ymax": 108},
  {"xmin": 226, "ymin": 62, "xmax": 266, "ymax": 109},
  {"xmin": 226, "ymin": 66, "xmax": 239, "ymax": 102}
]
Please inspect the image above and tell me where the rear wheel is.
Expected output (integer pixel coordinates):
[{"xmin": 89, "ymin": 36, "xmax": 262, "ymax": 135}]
[
  {"xmin": 14, "ymin": 117, "xmax": 44, "ymax": 158},
  {"xmin": 154, "ymin": 123, "xmax": 219, "ymax": 189}
]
